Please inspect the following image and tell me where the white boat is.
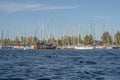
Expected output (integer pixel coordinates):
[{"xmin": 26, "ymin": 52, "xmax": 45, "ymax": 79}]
[
  {"xmin": 95, "ymin": 45, "xmax": 112, "ymax": 49},
  {"xmin": 102, "ymin": 46, "xmax": 112, "ymax": 49},
  {"xmin": 95, "ymin": 46, "xmax": 104, "ymax": 49},
  {"xmin": 62, "ymin": 45, "xmax": 74, "ymax": 49},
  {"xmin": 74, "ymin": 46, "xmax": 94, "ymax": 50},
  {"xmin": 13, "ymin": 45, "xmax": 24, "ymax": 50},
  {"xmin": 24, "ymin": 45, "xmax": 34, "ymax": 50},
  {"xmin": 13, "ymin": 44, "xmax": 34, "ymax": 50}
]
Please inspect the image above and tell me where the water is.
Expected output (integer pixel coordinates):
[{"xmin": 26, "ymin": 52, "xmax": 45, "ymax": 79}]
[{"xmin": 0, "ymin": 49, "xmax": 120, "ymax": 80}]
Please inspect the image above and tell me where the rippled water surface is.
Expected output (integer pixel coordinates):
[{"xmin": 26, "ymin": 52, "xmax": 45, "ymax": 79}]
[{"xmin": 0, "ymin": 49, "xmax": 120, "ymax": 80}]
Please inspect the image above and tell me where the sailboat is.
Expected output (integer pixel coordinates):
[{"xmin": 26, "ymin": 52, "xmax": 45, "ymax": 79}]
[{"xmin": 74, "ymin": 25, "xmax": 94, "ymax": 50}]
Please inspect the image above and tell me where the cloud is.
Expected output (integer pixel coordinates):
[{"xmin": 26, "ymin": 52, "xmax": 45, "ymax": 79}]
[{"xmin": 0, "ymin": 2, "xmax": 80, "ymax": 12}]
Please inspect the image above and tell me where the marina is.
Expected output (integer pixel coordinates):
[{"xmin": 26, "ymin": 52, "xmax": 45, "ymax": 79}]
[{"xmin": 0, "ymin": 0, "xmax": 120, "ymax": 80}]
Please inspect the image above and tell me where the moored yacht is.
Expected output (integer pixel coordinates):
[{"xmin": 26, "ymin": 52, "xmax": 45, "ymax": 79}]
[
  {"xmin": 13, "ymin": 44, "xmax": 24, "ymax": 50},
  {"xmin": 34, "ymin": 42, "xmax": 57, "ymax": 50},
  {"xmin": 74, "ymin": 45, "xmax": 94, "ymax": 50}
]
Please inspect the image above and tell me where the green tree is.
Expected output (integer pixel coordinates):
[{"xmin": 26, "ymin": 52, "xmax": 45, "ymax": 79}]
[
  {"xmin": 79, "ymin": 34, "xmax": 83, "ymax": 44},
  {"xmin": 21, "ymin": 36, "xmax": 24, "ymax": 44},
  {"xmin": 15, "ymin": 36, "xmax": 20, "ymax": 44},
  {"xmin": 84, "ymin": 35, "xmax": 89, "ymax": 44},
  {"xmin": 83, "ymin": 34, "xmax": 94, "ymax": 44},
  {"xmin": 3, "ymin": 38, "xmax": 11, "ymax": 45},
  {"xmin": 33, "ymin": 36, "xmax": 38, "ymax": 44},
  {"xmin": 101, "ymin": 32, "xmax": 112, "ymax": 45},
  {"xmin": 114, "ymin": 31, "xmax": 120, "ymax": 45},
  {"xmin": 28, "ymin": 36, "xmax": 33, "ymax": 44},
  {"xmin": 89, "ymin": 34, "xmax": 94, "ymax": 44},
  {"xmin": 57, "ymin": 39, "xmax": 63, "ymax": 45}
]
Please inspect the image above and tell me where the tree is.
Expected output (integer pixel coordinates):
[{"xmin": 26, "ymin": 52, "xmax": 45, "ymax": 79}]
[
  {"xmin": 89, "ymin": 34, "xmax": 94, "ymax": 44},
  {"xmin": 83, "ymin": 34, "xmax": 94, "ymax": 44},
  {"xmin": 33, "ymin": 36, "xmax": 38, "ymax": 44},
  {"xmin": 114, "ymin": 31, "xmax": 120, "ymax": 45},
  {"xmin": 21, "ymin": 36, "xmax": 24, "ymax": 44},
  {"xmin": 101, "ymin": 32, "xmax": 112, "ymax": 45},
  {"xmin": 57, "ymin": 39, "xmax": 62, "ymax": 45},
  {"xmin": 28, "ymin": 36, "xmax": 33, "ymax": 44},
  {"xmin": 84, "ymin": 35, "xmax": 89, "ymax": 44},
  {"xmin": 79, "ymin": 34, "xmax": 83, "ymax": 44},
  {"xmin": 15, "ymin": 36, "xmax": 20, "ymax": 44},
  {"xmin": 3, "ymin": 38, "xmax": 11, "ymax": 45}
]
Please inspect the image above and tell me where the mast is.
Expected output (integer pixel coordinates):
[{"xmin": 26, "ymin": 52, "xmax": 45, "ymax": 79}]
[
  {"xmin": 67, "ymin": 25, "xmax": 70, "ymax": 46},
  {"xmin": 1, "ymin": 29, "xmax": 3, "ymax": 46},
  {"xmin": 91, "ymin": 22, "xmax": 96, "ymax": 47},
  {"xmin": 72, "ymin": 25, "xmax": 74, "ymax": 46},
  {"xmin": 50, "ymin": 18, "xmax": 54, "ymax": 43},
  {"xmin": 77, "ymin": 25, "xmax": 80, "ymax": 45},
  {"xmin": 41, "ymin": 20, "xmax": 44, "ymax": 41}
]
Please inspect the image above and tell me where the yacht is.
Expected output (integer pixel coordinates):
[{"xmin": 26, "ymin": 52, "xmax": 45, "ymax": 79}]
[{"xmin": 74, "ymin": 45, "xmax": 94, "ymax": 50}]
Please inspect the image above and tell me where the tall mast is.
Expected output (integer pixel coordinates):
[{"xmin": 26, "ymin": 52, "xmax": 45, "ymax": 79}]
[
  {"xmin": 66, "ymin": 25, "xmax": 69, "ymax": 46},
  {"xmin": 41, "ymin": 20, "xmax": 44, "ymax": 41},
  {"xmin": 78, "ymin": 25, "xmax": 80, "ymax": 45},
  {"xmin": 50, "ymin": 18, "xmax": 54, "ymax": 43},
  {"xmin": 91, "ymin": 22, "xmax": 96, "ymax": 46},
  {"xmin": 73, "ymin": 25, "xmax": 76, "ymax": 46},
  {"xmin": 1, "ymin": 29, "xmax": 3, "ymax": 46}
]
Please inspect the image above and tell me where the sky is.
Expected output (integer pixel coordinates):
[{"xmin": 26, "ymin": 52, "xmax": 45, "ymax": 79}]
[{"xmin": 0, "ymin": 0, "xmax": 120, "ymax": 40}]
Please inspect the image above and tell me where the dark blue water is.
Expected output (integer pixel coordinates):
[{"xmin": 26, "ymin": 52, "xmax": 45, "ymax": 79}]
[{"xmin": 0, "ymin": 49, "xmax": 120, "ymax": 80}]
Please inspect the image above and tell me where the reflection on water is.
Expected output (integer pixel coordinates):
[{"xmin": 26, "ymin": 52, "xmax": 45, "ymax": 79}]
[{"xmin": 0, "ymin": 49, "xmax": 120, "ymax": 80}]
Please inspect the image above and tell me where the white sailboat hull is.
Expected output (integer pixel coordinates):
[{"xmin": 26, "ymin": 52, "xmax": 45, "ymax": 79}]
[{"xmin": 74, "ymin": 46, "xmax": 94, "ymax": 50}]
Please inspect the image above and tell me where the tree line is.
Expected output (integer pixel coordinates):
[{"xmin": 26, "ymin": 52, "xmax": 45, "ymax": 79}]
[{"xmin": 1, "ymin": 31, "xmax": 120, "ymax": 46}]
